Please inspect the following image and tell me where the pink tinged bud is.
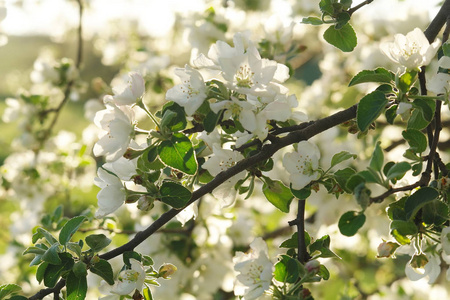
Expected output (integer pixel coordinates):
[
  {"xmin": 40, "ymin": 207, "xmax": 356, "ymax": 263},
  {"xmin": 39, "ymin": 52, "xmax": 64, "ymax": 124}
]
[
  {"xmin": 158, "ymin": 263, "xmax": 177, "ymax": 279},
  {"xmin": 304, "ymin": 259, "xmax": 320, "ymax": 274},
  {"xmin": 377, "ymin": 241, "xmax": 400, "ymax": 258}
]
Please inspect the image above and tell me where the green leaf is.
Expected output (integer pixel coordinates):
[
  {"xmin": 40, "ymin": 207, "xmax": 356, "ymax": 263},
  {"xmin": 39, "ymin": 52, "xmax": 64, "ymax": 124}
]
[
  {"xmin": 338, "ymin": 211, "xmax": 366, "ymax": 236},
  {"xmin": 369, "ymin": 141, "xmax": 384, "ymax": 172},
  {"xmin": 335, "ymin": 12, "xmax": 350, "ymax": 29},
  {"xmin": 274, "ymin": 255, "xmax": 302, "ymax": 283},
  {"xmin": 85, "ymin": 234, "xmax": 111, "ymax": 253},
  {"xmin": 390, "ymin": 220, "xmax": 418, "ymax": 236},
  {"xmin": 407, "ymin": 109, "xmax": 429, "ymax": 130},
  {"xmin": 9, "ymin": 296, "xmax": 28, "ymax": 300},
  {"xmin": 143, "ymin": 287, "xmax": 154, "ymax": 300},
  {"xmin": 262, "ymin": 179, "xmax": 293, "ymax": 213},
  {"xmin": 280, "ymin": 231, "xmax": 311, "ymax": 249},
  {"xmin": 356, "ymin": 90, "xmax": 388, "ymax": 132},
  {"xmin": 67, "ymin": 242, "xmax": 82, "ymax": 258},
  {"xmin": 398, "ymin": 71, "xmax": 417, "ymax": 93},
  {"xmin": 160, "ymin": 181, "xmax": 192, "ymax": 209},
  {"xmin": 346, "ymin": 173, "xmax": 365, "ymax": 191},
  {"xmin": 318, "ymin": 264, "xmax": 330, "ymax": 280},
  {"xmin": 59, "ymin": 216, "xmax": 86, "ymax": 246},
  {"xmin": 319, "ymin": 0, "xmax": 334, "ymax": 14},
  {"xmin": 34, "ymin": 228, "xmax": 58, "ymax": 245},
  {"xmin": 160, "ymin": 102, "xmax": 187, "ymax": 132},
  {"xmin": 23, "ymin": 246, "xmax": 47, "ymax": 256},
  {"xmin": 42, "ymin": 244, "xmax": 62, "ymax": 265},
  {"xmin": 309, "ymin": 235, "xmax": 339, "ymax": 258},
  {"xmin": 0, "ymin": 284, "xmax": 22, "ymax": 299},
  {"xmin": 43, "ymin": 253, "xmax": 74, "ymax": 288},
  {"xmin": 123, "ymin": 251, "xmax": 142, "ymax": 268},
  {"xmin": 90, "ymin": 259, "xmax": 115, "ymax": 285},
  {"xmin": 334, "ymin": 167, "xmax": 356, "ymax": 193},
  {"xmin": 422, "ymin": 200, "xmax": 449, "ymax": 226},
  {"xmin": 301, "ymin": 16, "xmax": 323, "ymax": 25},
  {"xmin": 204, "ymin": 110, "xmax": 221, "ymax": 133},
  {"xmin": 386, "ymin": 162, "xmax": 411, "ymax": 182},
  {"xmin": 323, "ymin": 23, "xmax": 357, "ymax": 52},
  {"xmin": 36, "ymin": 262, "xmax": 48, "ymax": 283},
  {"xmin": 405, "ymin": 187, "xmax": 439, "ymax": 220},
  {"xmin": 385, "ymin": 104, "xmax": 398, "ymax": 124},
  {"xmin": 330, "ymin": 151, "xmax": 356, "ymax": 168},
  {"xmin": 66, "ymin": 271, "xmax": 87, "ymax": 300},
  {"xmin": 158, "ymin": 133, "xmax": 198, "ymax": 175},
  {"xmin": 402, "ymin": 129, "xmax": 427, "ymax": 153},
  {"xmin": 290, "ymin": 187, "xmax": 311, "ymax": 199},
  {"xmin": 354, "ymin": 183, "xmax": 371, "ymax": 210},
  {"xmin": 412, "ymin": 99, "xmax": 436, "ymax": 123}
]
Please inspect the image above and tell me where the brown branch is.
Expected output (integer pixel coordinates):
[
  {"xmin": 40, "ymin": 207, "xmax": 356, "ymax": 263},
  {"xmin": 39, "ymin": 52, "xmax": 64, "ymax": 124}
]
[{"xmin": 347, "ymin": 0, "xmax": 375, "ymax": 16}]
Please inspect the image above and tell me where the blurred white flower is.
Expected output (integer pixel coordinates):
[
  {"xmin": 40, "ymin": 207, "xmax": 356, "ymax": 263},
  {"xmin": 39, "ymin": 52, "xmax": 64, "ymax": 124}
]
[
  {"xmin": 166, "ymin": 65, "xmax": 207, "ymax": 116},
  {"xmin": 380, "ymin": 27, "xmax": 440, "ymax": 70},
  {"xmin": 442, "ymin": 226, "xmax": 450, "ymax": 255},
  {"xmin": 94, "ymin": 167, "xmax": 126, "ymax": 218},
  {"xmin": 427, "ymin": 56, "xmax": 450, "ymax": 94},
  {"xmin": 112, "ymin": 72, "xmax": 145, "ymax": 106},
  {"xmin": 233, "ymin": 237, "xmax": 273, "ymax": 300},
  {"xmin": 283, "ymin": 141, "xmax": 321, "ymax": 190},
  {"xmin": 396, "ymin": 102, "xmax": 413, "ymax": 121},
  {"xmin": 93, "ymin": 102, "xmax": 134, "ymax": 162}
]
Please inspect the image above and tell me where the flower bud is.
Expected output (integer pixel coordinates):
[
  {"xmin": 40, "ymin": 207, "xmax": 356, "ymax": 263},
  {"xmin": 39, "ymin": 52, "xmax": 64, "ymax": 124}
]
[
  {"xmin": 158, "ymin": 263, "xmax": 177, "ymax": 279},
  {"xmin": 304, "ymin": 260, "xmax": 320, "ymax": 274},
  {"xmin": 377, "ymin": 241, "xmax": 399, "ymax": 258}
]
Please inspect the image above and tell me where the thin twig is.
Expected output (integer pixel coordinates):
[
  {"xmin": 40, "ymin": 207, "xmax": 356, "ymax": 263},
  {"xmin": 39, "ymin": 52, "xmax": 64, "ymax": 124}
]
[{"xmin": 347, "ymin": 0, "xmax": 375, "ymax": 16}]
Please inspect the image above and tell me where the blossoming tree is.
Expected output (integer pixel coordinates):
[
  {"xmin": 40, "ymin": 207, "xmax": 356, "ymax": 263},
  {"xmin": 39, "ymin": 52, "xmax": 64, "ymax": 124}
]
[{"xmin": 0, "ymin": 0, "xmax": 450, "ymax": 299}]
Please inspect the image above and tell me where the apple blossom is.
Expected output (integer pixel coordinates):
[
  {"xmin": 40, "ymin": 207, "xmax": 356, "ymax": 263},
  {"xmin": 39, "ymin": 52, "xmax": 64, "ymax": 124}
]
[
  {"xmin": 165, "ymin": 65, "xmax": 207, "ymax": 116},
  {"xmin": 201, "ymin": 145, "xmax": 246, "ymax": 206},
  {"xmin": 111, "ymin": 72, "xmax": 146, "ymax": 106},
  {"xmin": 442, "ymin": 227, "xmax": 450, "ymax": 255},
  {"xmin": 99, "ymin": 258, "xmax": 146, "ymax": 298},
  {"xmin": 94, "ymin": 167, "xmax": 126, "ymax": 218},
  {"xmin": 93, "ymin": 102, "xmax": 135, "ymax": 162},
  {"xmin": 380, "ymin": 27, "xmax": 440, "ymax": 70},
  {"xmin": 233, "ymin": 237, "xmax": 273, "ymax": 300},
  {"xmin": 427, "ymin": 56, "xmax": 450, "ymax": 94},
  {"xmin": 405, "ymin": 252, "xmax": 441, "ymax": 284},
  {"xmin": 283, "ymin": 141, "xmax": 321, "ymax": 190}
]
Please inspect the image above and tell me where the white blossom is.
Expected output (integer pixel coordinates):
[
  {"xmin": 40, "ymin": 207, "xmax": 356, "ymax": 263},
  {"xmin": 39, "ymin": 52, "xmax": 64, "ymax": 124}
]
[
  {"xmin": 111, "ymin": 72, "xmax": 145, "ymax": 106},
  {"xmin": 380, "ymin": 27, "xmax": 440, "ymax": 70},
  {"xmin": 442, "ymin": 226, "xmax": 450, "ymax": 255},
  {"xmin": 283, "ymin": 141, "xmax": 321, "ymax": 190},
  {"xmin": 166, "ymin": 65, "xmax": 207, "ymax": 116},
  {"xmin": 427, "ymin": 56, "xmax": 450, "ymax": 94},
  {"xmin": 94, "ymin": 167, "xmax": 126, "ymax": 218},
  {"xmin": 405, "ymin": 252, "xmax": 441, "ymax": 284},
  {"xmin": 93, "ymin": 102, "xmax": 134, "ymax": 162},
  {"xmin": 233, "ymin": 237, "xmax": 273, "ymax": 300},
  {"xmin": 202, "ymin": 145, "xmax": 246, "ymax": 206}
]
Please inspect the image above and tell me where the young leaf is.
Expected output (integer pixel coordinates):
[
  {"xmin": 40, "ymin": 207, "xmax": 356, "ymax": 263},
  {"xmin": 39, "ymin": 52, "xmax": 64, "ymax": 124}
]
[
  {"xmin": 274, "ymin": 255, "xmax": 302, "ymax": 283},
  {"xmin": 158, "ymin": 133, "xmax": 198, "ymax": 175},
  {"xmin": 160, "ymin": 181, "xmax": 192, "ymax": 209},
  {"xmin": 356, "ymin": 91, "xmax": 388, "ymax": 132},
  {"xmin": 330, "ymin": 151, "xmax": 356, "ymax": 168},
  {"xmin": 66, "ymin": 271, "xmax": 87, "ymax": 300},
  {"xmin": 90, "ymin": 259, "xmax": 115, "ymax": 285},
  {"xmin": 405, "ymin": 187, "xmax": 439, "ymax": 220},
  {"xmin": 385, "ymin": 162, "xmax": 411, "ymax": 182},
  {"xmin": 338, "ymin": 211, "xmax": 366, "ymax": 236},
  {"xmin": 348, "ymin": 68, "xmax": 395, "ymax": 86},
  {"xmin": 323, "ymin": 23, "xmax": 357, "ymax": 52},
  {"xmin": 422, "ymin": 200, "xmax": 449, "ymax": 226},
  {"xmin": 160, "ymin": 102, "xmax": 187, "ymax": 132},
  {"xmin": 390, "ymin": 220, "xmax": 418, "ymax": 236},
  {"xmin": 301, "ymin": 16, "xmax": 323, "ymax": 25},
  {"xmin": 262, "ymin": 179, "xmax": 293, "ymax": 213},
  {"xmin": 290, "ymin": 187, "xmax": 311, "ymax": 200},
  {"xmin": 36, "ymin": 262, "xmax": 48, "ymax": 283},
  {"xmin": 41, "ymin": 244, "xmax": 62, "ymax": 265},
  {"xmin": 0, "ymin": 284, "xmax": 22, "ymax": 299},
  {"xmin": 59, "ymin": 216, "xmax": 86, "ymax": 246},
  {"xmin": 280, "ymin": 231, "xmax": 311, "ymax": 249},
  {"xmin": 34, "ymin": 228, "xmax": 58, "ymax": 245},
  {"xmin": 85, "ymin": 234, "xmax": 112, "ymax": 253}
]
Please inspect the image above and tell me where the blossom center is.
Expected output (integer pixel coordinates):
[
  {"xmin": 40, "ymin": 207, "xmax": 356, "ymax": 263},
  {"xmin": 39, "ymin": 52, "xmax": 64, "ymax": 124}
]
[
  {"xmin": 235, "ymin": 64, "xmax": 255, "ymax": 88},
  {"xmin": 180, "ymin": 80, "xmax": 200, "ymax": 100}
]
